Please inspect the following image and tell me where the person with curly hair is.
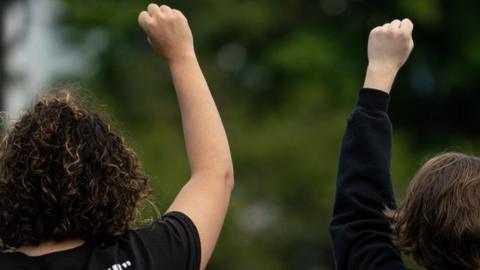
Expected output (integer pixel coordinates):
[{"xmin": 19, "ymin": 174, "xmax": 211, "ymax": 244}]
[{"xmin": 0, "ymin": 3, "xmax": 234, "ymax": 270}]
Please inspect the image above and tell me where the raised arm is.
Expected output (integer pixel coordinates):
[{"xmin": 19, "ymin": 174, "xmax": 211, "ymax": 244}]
[
  {"xmin": 138, "ymin": 4, "xmax": 234, "ymax": 270},
  {"xmin": 330, "ymin": 19, "xmax": 414, "ymax": 270}
]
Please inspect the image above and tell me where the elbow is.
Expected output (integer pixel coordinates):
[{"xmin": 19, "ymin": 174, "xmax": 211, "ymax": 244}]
[
  {"xmin": 216, "ymin": 162, "xmax": 235, "ymax": 192},
  {"xmin": 224, "ymin": 165, "xmax": 235, "ymax": 192},
  {"xmin": 193, "ymin": 163, "xmax": 235, "ymax": 192}
]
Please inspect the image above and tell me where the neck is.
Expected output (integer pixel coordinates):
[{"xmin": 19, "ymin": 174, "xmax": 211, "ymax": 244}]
[{"xmin": 16, "ymin": 239, "xmax": 86, "ymax": 256}]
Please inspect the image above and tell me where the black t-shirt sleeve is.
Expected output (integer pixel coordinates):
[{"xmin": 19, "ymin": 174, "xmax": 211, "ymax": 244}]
[
  {"xmin": 130, "ymin": 211, "xmax": 201, "ymax": 270},
  {"xmin": 329, "ymin": 89, "xmax": 410, "ymax": 270}
]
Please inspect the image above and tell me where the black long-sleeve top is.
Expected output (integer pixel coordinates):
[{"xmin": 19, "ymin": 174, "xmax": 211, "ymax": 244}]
[{"xmin": 330, "ymin": 89, "xmax": 411, "ymax": 270}]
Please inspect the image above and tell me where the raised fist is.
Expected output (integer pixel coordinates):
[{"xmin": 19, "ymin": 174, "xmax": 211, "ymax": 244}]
[
  {"xmin": 138, "ymin": 4, "xmax": 194, "ymax": 62},
  {"xmin": 368, "ymin": 19, "xmax": 414, "ymax": 72}
]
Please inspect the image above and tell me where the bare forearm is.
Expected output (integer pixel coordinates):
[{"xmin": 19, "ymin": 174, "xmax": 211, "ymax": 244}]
[
  {"xmin": 363, "ymin": 65, "xmax": 397, "ymax": 93},
  {"xmin": 169, "ymin": 55, "xmax": 233, "ymax": 181}
]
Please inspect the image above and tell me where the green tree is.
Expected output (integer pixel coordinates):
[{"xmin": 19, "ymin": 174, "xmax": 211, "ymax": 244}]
[{"xmin": 55, "ymin": 0, "xmax": 480, "ymax": 269}]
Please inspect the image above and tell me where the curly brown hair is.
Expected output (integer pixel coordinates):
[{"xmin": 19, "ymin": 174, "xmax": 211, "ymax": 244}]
[
  {"xmin": 386, "ymin": 152, "xmax": 480, "ymax": 270},
  {"xmin": 0, "ymin": 90, "xmax": 151, "ymax": 248}
]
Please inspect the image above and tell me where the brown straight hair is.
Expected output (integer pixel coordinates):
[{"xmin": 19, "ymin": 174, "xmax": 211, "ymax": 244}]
[{"xmin": 386, "ymin": 152, "xmax": 480, "ymax": 269}]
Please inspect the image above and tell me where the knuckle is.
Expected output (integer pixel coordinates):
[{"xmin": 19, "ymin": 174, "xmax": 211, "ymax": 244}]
[
  {"xmin": 147, "ymin": 4, "xmax": 160, "ymax": 17},
  {"xmin": 173, "ymin": 9, "xmax": 183, "ymax": 16},
  {"xmin": 370, "ymin": 27, "xmax": 381, "ymax": 35},
  {"xmin": 142, "ymin": 16, "xmax": 155, "ymax": 26},
  {"xmin": 383, "ymin": 29, "xmax": 393, "ymax": 36},
  {"xmin": 399, "ymin": 31, "xmax": 410, "ymax": 39},
  {"xmin": 144, "ymin": 20, "xmax": 154, "ymax": 28},
  {"xmin": 392, "ymin": 29, "xmax": 402, "ymax": 35},
  {"xmin": 174, "ymin": 12, "xmax": 185, "ymax": 20},
  {"xmin": 138, "ymin": 12, "xmax": 151, "ymax": 25}
]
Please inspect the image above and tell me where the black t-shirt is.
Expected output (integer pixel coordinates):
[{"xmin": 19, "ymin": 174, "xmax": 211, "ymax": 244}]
[{"xmin": 0, "ymin": 212, "xmax": 201, "ymax": 270}]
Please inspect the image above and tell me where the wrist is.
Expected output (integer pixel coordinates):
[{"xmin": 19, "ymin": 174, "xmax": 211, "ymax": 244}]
[
  {"xmin": 166, "ymin": 50, "xmax": 197, "ymax": 67},
  {"xmin": 363, "ymin": 64, "xmax": 398, "ymax": 93}
]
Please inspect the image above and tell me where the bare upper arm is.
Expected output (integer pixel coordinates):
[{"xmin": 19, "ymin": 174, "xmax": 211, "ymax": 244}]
[{"xmin": 166, "ymin": 174, "xmax": 233, "ymax": 270}]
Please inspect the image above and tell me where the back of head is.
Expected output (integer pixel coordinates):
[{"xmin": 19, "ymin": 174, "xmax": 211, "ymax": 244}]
[
  {"xmin": 388, "ymin": 152, "xmax": 480, "ymax": 269},
  {"xmin": 0, "ymin": 90, "xmax": 150, "ymax": 248}
]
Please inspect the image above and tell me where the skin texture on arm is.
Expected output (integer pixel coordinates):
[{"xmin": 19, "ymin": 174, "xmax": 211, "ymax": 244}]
[{"xmin": 138, "ymin": 4, "xmax": 234, "ymax": 270}]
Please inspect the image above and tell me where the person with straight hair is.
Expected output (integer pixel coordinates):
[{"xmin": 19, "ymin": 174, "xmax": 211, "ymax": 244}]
[
  {"xmin": 332, "ymin": 18, "xmax": 480, "ymax": 270},
  {"xmin": 0, "ymin": 3, "xmax": 233, "ymax": 270}
]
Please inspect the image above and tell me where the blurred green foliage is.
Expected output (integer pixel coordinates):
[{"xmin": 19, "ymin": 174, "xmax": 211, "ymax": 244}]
[{"xmin": 54, "ymin": 0, "xmax": 480, "ymax": 269}]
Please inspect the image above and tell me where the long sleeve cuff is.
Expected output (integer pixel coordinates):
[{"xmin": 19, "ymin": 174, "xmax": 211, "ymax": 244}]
[{"xmin": 357, "ymin": 88, "xmax": 390, "ymax": 113}]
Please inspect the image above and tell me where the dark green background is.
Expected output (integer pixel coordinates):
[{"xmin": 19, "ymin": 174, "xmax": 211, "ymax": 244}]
[{"xmin": 54, "ymin": 0, "xmax": 480, "ymax": 269}]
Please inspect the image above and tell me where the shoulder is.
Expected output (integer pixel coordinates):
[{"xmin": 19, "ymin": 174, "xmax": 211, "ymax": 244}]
[
  {"xmin": 124, "ymin": 212, "xmax": 199, "ymax": 241},
  {"xmin": 116, "ymin": 211, "xmax": 201, "ymax": 270}
]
